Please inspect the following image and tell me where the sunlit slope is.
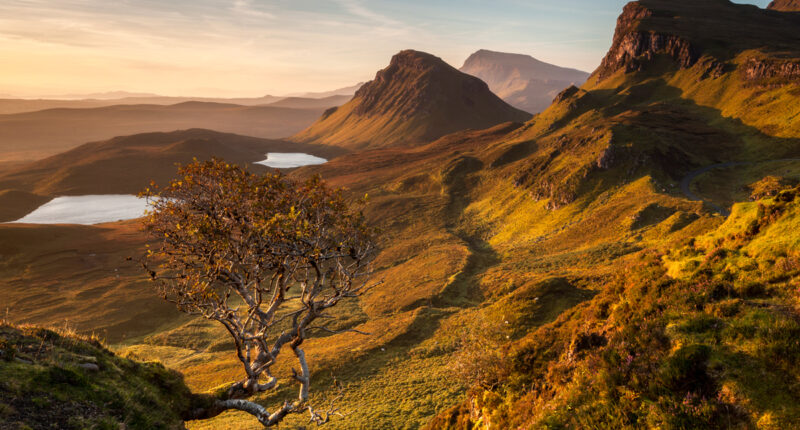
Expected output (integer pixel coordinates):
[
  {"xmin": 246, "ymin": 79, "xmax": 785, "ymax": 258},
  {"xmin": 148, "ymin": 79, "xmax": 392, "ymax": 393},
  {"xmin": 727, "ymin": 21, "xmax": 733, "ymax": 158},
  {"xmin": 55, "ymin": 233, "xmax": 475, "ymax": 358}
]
[
  {"xmin": 424, "ymin": 0, "xmax": 800, "ymax": 427},
  {"xmin": 0, "ymin": 220, "xmax": 178, "ymax": 343},
  {"xmin": 466, "ymin": 0, "xmax": 800, "ymax": 222},
  {"xmin": 430, "ymin": 187, "xmax": 800, "ymax": 428},
  {"xmin": 121, "ymin": 122, "xmax": 627, "ymax": 429},
  {"xmin": 292, "ymin": 50, "xmax": 531, "ymax": 150},
  {"xmin": 4, "ymin": 1, "xmax": 800, "ymax": 428}
]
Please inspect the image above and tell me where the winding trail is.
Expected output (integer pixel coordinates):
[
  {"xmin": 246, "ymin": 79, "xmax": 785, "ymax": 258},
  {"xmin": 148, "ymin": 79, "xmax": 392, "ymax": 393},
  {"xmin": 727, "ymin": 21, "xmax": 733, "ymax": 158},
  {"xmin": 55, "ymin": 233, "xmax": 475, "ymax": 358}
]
[{"xmin": 680, "ymin": 159, "xmax": 800, "ymax": 216}]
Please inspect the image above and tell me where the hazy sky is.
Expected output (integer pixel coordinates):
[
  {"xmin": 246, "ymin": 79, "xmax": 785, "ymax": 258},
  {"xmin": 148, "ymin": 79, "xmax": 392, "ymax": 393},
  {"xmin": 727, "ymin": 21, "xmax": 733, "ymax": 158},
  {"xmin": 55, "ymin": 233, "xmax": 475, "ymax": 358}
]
[{"xmin": 0, "ymin": 0, "xmax": 770, "ymax": 98}]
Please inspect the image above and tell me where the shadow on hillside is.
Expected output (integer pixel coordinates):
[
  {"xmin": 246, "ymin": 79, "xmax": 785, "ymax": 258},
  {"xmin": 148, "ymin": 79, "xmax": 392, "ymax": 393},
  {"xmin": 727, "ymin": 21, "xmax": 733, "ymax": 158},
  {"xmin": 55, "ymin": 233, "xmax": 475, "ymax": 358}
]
[{"xmin": 518, "ymin": 76, "xmax": 800, "ymax": 219}]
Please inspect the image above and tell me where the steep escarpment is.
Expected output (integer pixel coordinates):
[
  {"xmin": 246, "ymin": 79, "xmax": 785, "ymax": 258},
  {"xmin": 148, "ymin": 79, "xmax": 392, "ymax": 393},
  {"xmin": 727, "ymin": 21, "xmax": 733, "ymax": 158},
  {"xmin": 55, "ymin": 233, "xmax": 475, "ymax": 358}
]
[
  {"xmin": 594, "ymin": 2, "xmax": 696, "ymax": 81},
  {"xmin": 5, "ymin": 2, "xmax": 800, "ymax": 429},
  {"xmin": 292, "ymin": 50, "xmax": 531, "ymax": 150},
  {"xmin": 593, "ymin": 0, "xmax": 800, "ymax": 83}
]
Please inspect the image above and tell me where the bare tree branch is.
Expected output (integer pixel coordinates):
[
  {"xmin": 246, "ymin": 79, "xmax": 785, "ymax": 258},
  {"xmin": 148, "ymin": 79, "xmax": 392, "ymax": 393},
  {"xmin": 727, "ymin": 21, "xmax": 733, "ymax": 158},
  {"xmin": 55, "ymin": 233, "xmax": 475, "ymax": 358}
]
[{"xmin": 140, "ymin": 159, "xmax": 377, "ymax": 427}]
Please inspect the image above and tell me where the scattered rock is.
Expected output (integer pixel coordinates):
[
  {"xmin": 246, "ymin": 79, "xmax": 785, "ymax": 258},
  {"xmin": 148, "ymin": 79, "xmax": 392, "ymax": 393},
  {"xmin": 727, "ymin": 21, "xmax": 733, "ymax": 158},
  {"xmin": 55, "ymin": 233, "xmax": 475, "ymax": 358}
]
[
  {"xmin": 78, "ymin": 362, "xmax": 100, "ymax": 372},
  {"xmin": 76, "ymin": 355, "xmax": 98, "ymax": 364}
]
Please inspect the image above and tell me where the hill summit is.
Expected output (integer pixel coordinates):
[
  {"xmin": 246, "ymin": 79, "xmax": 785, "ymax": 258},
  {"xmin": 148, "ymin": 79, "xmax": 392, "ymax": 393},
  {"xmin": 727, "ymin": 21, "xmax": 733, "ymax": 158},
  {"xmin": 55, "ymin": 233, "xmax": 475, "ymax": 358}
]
[
  {"xmin": 769, "ymin": 0, "xmax": 800, "ymax": 11},
  {"xmin": 460, "ymin": 49, "xmax": 589, "ymax": 113},
  {"xmin": 291, "ymin": 49, "xmax": 531, "ymax": 150}
]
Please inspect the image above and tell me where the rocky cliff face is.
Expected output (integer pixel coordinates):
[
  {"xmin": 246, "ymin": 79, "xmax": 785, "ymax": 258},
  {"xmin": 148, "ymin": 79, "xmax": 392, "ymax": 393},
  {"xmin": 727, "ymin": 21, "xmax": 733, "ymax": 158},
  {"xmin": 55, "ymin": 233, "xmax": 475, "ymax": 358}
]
[
  {"xmin": 768, "ymin": 0, "xmax": 800, "ymax": 12},
  {"xmin": 593, "ymin": 3, "xmax": 697, "ymax": 81},
  {"xmin": 741, "ymin": 57, "xmax": 800, "ymax": 83}
]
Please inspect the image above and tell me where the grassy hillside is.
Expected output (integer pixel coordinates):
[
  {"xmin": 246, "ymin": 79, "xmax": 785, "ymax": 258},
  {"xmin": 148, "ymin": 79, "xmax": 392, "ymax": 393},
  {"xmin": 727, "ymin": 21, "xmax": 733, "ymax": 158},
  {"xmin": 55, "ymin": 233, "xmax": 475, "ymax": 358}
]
[
  {"xmin": 431, "ymin": 187, "xmax": 800, "ymax": 429},
  {"xmin": 0, "ymin": 221, "xmax": 180, "ymax": 343},
  {"xmin": 1, "ymin": 1, "xmax": 800, "ymax": 428},
  {"xmin": 0, "ymin": 323, "xmax": 193, "ymax": 429}
]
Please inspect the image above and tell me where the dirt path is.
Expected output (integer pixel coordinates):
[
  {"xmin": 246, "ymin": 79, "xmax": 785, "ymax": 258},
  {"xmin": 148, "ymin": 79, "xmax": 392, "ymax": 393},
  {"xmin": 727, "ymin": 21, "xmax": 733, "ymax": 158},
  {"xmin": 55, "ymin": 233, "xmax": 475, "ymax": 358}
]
[{"xmin": 680, "ymin": 159, "xmax": 800, "ymax": 216}]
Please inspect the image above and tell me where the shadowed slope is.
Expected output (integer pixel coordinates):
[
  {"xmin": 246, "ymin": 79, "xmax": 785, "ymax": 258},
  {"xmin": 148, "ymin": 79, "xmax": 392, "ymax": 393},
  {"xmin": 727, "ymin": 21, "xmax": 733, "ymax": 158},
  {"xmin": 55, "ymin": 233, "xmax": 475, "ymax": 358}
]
[{"xmin": 291, "ymin": 50, "xmax": 531, "ymax": 150}]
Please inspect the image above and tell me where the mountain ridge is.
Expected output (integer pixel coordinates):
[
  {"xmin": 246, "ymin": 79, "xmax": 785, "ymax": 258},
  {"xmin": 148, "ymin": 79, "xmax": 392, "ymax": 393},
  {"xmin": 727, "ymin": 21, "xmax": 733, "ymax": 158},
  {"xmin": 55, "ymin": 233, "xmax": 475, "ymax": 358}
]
[
  {"xmin": 291, "ymin": 49, "xmax": 531, "ymax": 150},
  {"xmin": 0, "ymin": 101, "xmax": 342, "ymax": 162}
]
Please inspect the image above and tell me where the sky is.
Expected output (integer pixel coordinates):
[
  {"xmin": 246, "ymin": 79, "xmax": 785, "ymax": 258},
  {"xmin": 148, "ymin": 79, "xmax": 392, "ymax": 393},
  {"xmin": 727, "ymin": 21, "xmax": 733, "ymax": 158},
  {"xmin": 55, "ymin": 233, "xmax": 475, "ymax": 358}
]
[{"xmin": 0, "ymin": 0, "xmax": 771, "ymax": 99}]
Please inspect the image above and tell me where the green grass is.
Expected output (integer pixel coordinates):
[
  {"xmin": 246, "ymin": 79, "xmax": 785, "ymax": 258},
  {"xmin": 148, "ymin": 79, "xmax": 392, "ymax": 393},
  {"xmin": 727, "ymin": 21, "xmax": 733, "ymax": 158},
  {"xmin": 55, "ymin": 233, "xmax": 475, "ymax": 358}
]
[
  {"xmin": 0, "ymin": 323, "xmax": 193, "ymax": 429},
  {"xmin": 438, "ymin": 187, "xmax": 800, "ymax": 429}
]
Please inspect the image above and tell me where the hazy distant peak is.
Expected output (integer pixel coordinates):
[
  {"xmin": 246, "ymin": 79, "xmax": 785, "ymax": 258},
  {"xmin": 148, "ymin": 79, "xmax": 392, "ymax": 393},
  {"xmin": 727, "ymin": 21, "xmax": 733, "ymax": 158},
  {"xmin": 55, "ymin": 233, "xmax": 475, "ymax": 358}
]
[
  {"xmin": 464, "ymin": 49, "xmax": 550, "ymax": 68},
  {"xmin": 462, "ymin": 49, "xmax": 589, "ymax": 79},
  {"xmin": 459, "ymin": 49, "xmax": 590, "ymax": 113},
  {"xmin": 291, "ymin": 83, "xmax": 365, "ymax": 98},
  {"xmin": 48, "ymin": 91, "xmax": 163, "ymax": 100}
]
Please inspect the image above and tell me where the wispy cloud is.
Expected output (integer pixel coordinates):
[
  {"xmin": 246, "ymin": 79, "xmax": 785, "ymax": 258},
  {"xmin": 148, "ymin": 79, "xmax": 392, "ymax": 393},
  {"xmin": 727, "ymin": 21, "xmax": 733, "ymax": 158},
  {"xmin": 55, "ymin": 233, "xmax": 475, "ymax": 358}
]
[
  {"xmin": 231, "ymin": 0, "xmax": 276, "ymax": 20},
  {"xmin": 0, "ymin": 0, "xmax": 770, "ymax": 97},
  {"xmin": 331, "ymin": 0, "xmax": 417, "ymax": 37}
]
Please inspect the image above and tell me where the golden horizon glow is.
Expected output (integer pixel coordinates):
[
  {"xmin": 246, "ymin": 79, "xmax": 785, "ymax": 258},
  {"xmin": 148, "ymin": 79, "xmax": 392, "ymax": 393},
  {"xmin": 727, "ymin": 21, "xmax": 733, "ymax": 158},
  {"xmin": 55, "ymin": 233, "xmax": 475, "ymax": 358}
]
[{"xmin": 0, "ymin": 0, "xmax": 771, "ymax": 98}]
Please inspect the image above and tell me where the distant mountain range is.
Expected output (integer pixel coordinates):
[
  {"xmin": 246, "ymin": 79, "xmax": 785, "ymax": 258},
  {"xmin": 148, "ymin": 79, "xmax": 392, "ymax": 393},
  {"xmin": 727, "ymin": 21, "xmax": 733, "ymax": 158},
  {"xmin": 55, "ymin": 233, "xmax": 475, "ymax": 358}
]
[
  {"xmin": 460, "ymin": 49, "xmax": 590, "ymax": 114},
  {"xmin": 292, "ymin": 49, "xmax": 531, "ymax": 150},
  {"xmin": 0, "ymin": 98, "xmax": 349, "ymax": 162},
  {"xmin": 288, "ymin": 83, "xmax": 365, "ymax": 98},
  {"xmin": 0, "ymin": 84, "xmax": 364, "ymax": 115}
]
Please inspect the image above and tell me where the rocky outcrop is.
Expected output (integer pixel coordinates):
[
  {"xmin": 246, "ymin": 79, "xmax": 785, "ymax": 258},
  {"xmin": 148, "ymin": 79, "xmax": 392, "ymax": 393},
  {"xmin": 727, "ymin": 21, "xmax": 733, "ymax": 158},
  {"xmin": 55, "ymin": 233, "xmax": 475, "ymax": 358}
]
[
  {"xmin": 741, "ymin": 57, "xmax": 800, "ymax": 83},
  {"xmin": 595, "ymin": 144, "xmax": 616, "ymax": 170},
  {"xmin": 553, "ymin": 85, "xmax": 580, "ymax": 104},
  {"xmin": 768, "ymin": 0, "xmax": 800, "ymax": 12},
  {"xmin": 594, "ymin": 3, "xmax": 697, "ymax": 81}
]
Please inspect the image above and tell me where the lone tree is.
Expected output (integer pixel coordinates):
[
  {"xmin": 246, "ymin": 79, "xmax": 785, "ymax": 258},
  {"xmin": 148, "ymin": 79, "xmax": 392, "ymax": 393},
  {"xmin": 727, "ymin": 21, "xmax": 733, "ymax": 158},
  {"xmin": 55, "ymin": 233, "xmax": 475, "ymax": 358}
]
[{"xmin": 140, "ymin": 159, "xmax": 378, "ymax": 427}]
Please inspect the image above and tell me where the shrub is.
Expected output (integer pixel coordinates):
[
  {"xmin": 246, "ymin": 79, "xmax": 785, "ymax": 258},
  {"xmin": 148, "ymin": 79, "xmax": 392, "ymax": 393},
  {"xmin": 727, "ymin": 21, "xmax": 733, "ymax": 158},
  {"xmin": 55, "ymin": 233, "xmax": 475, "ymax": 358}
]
[{"xmin": 0, "ymin": 338, "xmax": 15, "ymax": 362}]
